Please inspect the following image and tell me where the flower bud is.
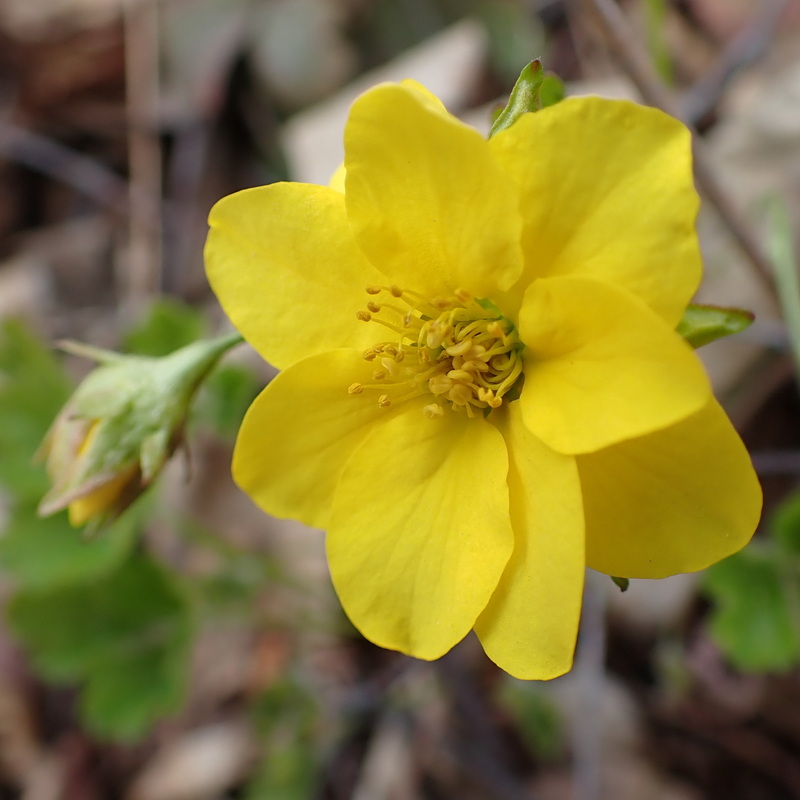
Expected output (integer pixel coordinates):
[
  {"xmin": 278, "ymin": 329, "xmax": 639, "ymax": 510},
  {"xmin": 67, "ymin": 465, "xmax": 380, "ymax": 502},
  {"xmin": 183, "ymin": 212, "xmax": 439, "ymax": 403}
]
[{"xmin": 37, "ymin": 332, "xmax": 242, "ymax": 528}]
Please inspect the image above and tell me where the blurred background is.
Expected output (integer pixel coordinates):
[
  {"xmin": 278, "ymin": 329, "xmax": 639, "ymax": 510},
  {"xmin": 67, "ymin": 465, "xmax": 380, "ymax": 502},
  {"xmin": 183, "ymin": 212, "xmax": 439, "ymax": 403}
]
[{"xmin": 1, "ymin": 0, "xmax": 800, "ymax": 798}]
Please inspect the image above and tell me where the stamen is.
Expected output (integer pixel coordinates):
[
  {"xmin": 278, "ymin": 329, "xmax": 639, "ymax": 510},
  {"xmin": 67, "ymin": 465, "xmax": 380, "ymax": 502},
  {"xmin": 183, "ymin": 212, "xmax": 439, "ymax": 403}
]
[{"xmin": 349, "ymin": 285, "xmax": 524, "ymax": 418}]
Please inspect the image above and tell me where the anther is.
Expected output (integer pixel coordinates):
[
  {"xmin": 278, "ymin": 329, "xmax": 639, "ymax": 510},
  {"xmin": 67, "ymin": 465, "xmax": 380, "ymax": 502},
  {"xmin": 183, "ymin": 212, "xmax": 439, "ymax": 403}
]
[
  {"xmin": 348, "ymin": 383, "xmax": 364, "ymax": 395},
  {"xmin": 454, "ymin": 288, "xmax": 472, "ymax": 303},
  {"xmin": 487, "ymin": 321, "xmax": 504, "ymax": 338},
  {"xmin": 394, "ymin": 351, "xmax": 405, "ymax": 363},
  {"xmin": 356, "ymin": 310, "xmax": 371, "ymax": 321},
  {"xmin": 428, "ymin": 374, "xmax": 452, "ymax": 395},
  {"xmin": 448, "ymin": 369, "xmax": 474, "ymax": 383},
  {"xmin": 366, "ymin": 302, "xmax": 381, "ymax": 313},
  {"xmin": 390, "ymin": 285, "xmax": 403, "ymax": 297},
  {"xmin": 378, "ymin": 394, "xmax": 392, "ymax": 408},
  {"xmin": 363, "ymin": 349, "xmax": 378, "ymax": 361},
  {"xmin": 366, "ymin": 285, "xmax": 382, "ymax": 294},
  {"xmin": 372, "ymin": 369, "xmax": 387, "ymax": 380}
]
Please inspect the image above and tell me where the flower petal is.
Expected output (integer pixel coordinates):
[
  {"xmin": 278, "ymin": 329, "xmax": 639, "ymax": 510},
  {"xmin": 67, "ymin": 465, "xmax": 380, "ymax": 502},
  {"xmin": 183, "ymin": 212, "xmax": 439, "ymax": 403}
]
[
  {"xmin": 518, "ymin": 275, "xmax": 710, "ymax": 454},
  {"xmin": 233, "ymin": 349, "xmax": 400, "ymax": 529},
  {"xmin": 579, "ymin": 398, "xmax": 762, "ymax": 578},
  {"xmin": 205, "ymin": 183, "xmax": 384, "ymax": 369},
  {"xmin": 328, "ymin": 405, "xmax": 513, "ymax": 660},
  {"xmin": 490, "ymin": 97, "xmax": 701, "ymax": 326},
  {"xmin": 344, "ymin": 83, "xmax": 523, "ymax": 298},
  {"xmin": 475, "ymin": 404, "xmax": 584, "ymax": 679}
]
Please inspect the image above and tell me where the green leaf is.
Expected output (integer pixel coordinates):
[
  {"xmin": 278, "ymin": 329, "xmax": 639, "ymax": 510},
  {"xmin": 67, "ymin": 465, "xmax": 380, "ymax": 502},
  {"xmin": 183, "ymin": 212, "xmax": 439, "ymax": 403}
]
[
  {"xmin": 7, "ymin": 552, "xmax": 191, "ymax": 740},
  {"xmin": 773, "ymin": 492, "xmax": 800, "ymax": 555},
  {"xmin": 489, "ymin": 60, "xmax": 544, "ymax": 138},
  {"xmin": 704, "ymin": 545, "xmax": 800, "ymax": 672},
  {"xmin": 0, "ymin": 504, "xmax": 137, "ymax": 589},
  {"xmin": 676, "ymin": 303, "xmax": 754, "ymax": 349},
  {"xmin": 194, "ymin": 363, "xmax": 260, "ymax": 438},
  {"xmin": 611, "ymin": 576, "xmax": 630, "ymax": 592},
  {"xmin": 123, "ymin": 299, "xmax": 206, "ymax": 357},
  {"xmin": 245, "ymin": 679, "xmax": 319, "ymax": 800},
  {"xmin": 498, "ymin": 679, "xmax": 563, "ymax": 760},
  {"xmin": 539, "ymin": 75, "xmax": 565, "ymax": 109},
  {"xmin": 0, "ymin": 320, "xmax": 72, "ymax": 500}
]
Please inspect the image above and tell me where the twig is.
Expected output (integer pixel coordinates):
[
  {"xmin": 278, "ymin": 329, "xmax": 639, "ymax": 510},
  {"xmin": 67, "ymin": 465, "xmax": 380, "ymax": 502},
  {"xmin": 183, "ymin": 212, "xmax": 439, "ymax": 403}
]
[
  {"xmin": 0, "ymin": 121, "xmax": 129, "ymax": 214},
  {"xmin": 572, "ymin": 570, "xmax": 607, "ymax": 800},
  {"xmin": 122, "ymin": 0, "xmax": 163, "ymax": 315},
  {"xmin": 574, "ymin": 0, "xmax": 780, "ymax": 305},
  {"xmin": 682, "ymin": 0, "xmax": 790, "ymax": 125},
  {"xmin": 435, "ymin": 650, "xmax": 540, "ymax": 800}
]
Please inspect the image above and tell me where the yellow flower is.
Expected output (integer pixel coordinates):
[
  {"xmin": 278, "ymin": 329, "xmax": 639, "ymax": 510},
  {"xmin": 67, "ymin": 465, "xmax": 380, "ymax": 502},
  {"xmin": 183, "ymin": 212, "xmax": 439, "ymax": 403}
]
[{"xmin": 204, "ymin": 82, "xmax": 762, "ymax": 679}]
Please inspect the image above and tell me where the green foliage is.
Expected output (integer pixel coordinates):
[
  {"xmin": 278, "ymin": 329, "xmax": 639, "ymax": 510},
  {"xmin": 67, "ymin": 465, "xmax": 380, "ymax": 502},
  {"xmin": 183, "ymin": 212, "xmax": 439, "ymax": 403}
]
[
  {"xmin": 195, "ymin": 363, "xmax": 260, "ymax": 438},
  {"xmin": 7, "ymin": 552, "xmax": 191, "ymax": 740},
  {"xmin": 704, "ymin": 492, "xmax": 800, "ymax": 672},
  {"xmin": 642, "ymin": 0, "xmax": 673, "ymax": 85},
  {"xmin": 0, "ymin": 506, "xmax": 137, "ymax": 589},
  {"xmin": 245, "ymin": 678, "xmax": 320, "ymax": 800},
  {"xmin": 539, "ymin": 74, "xmax": 565, "ymax": 109},
  {"xmin": 0, "ymin": 320, "xmax": 72, "ymax": 499},
  {"xmin": 498, "ymin": 679, "xmax": 563, "ymax": 760},
  {"xmin": 763, "ymin": 194, "xmax": 800, "ymax": 380},
  {"xmin": 676, "ymin": 303, "xmax": 754, "ymax": 349},
  {"xmin": 0, "ymin": 312, "xmax": 250, "ymax": 741},
  {"xmin": 123, "ymin": 298, "xmax": 207, "ymax": 356}
]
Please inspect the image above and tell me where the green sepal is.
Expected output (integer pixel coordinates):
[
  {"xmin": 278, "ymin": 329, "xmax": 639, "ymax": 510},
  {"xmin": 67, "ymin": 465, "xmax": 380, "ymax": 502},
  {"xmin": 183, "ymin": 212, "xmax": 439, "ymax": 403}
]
[
  {"xmin": 489, "ymin": 59, "xmax": 544, "ymax": 138},
  {"xmin": 676, "ymin": 303, "xmax": 754, "ymax": 349},
  {"xmin": 611, "ymin": 576, "xmax": 630, "ymax": 592},
  {"xmin": 38, "ymin": 331, "xmax": 243, "ymax": 522}
]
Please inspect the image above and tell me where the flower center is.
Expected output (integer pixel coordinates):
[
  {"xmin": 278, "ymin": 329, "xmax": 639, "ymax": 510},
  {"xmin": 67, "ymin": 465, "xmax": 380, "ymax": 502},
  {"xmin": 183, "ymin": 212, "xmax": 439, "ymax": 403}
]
[{"xmin": 348, "ymin": 285, "xmax": 524, "ymax": 418}]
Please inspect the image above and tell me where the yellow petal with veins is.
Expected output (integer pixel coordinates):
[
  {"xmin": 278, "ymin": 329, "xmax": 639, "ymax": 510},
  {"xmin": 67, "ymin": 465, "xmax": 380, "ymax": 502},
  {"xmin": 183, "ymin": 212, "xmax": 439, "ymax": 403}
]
[
  {"xmin": 344, "ymin": 82, "xmax": 523, "ymax": 299},
  {"xmin": 580, "ymin": 398, "xmax": 762, "ymax": 578},
  {"xmin": 476, "ymin": 404, "xmax": 584, "ymax": 679},
  {"xmin": 519, "ymin": 275, "xmax": 710, "ymax": 454},
  {"xmin": 328, "ymin": 404, "xmax": 513, "ymax": 659},
  {"xmin": 206, "ymin": 183, "xmax": 384, "ymax": 370},
  {"xmin": 490, "ymin": 96, "xmax": 701, "ymax": 326}
]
